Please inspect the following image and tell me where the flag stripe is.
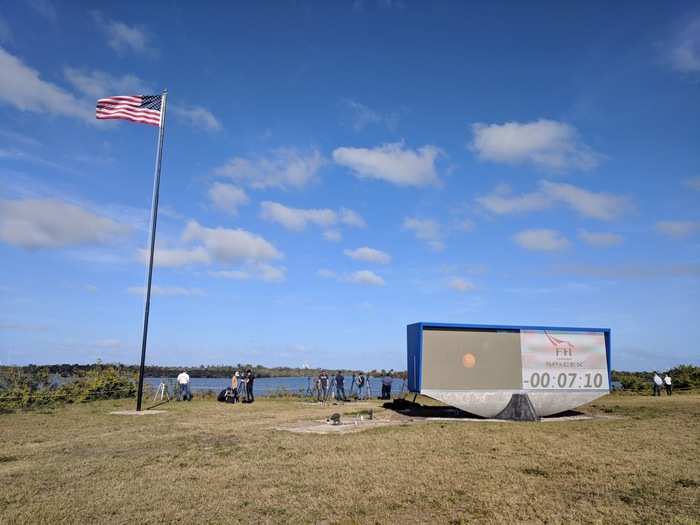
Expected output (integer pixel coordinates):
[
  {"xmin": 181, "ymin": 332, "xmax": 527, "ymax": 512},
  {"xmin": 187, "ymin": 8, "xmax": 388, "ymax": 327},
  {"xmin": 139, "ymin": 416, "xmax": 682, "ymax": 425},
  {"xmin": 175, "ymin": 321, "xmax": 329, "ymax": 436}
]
[
  {"xmin": 96, "ymin": 113, "xmax": 161, "ymax": 126},
  {"xmin": 97, "ymin": 96, "xmax": 142, "ymax": 104},
  {"xmin": 96, "ymin": 113, "xmax": 160, "ymax": 125},
  {"xmin": 96, "ymin": 107, "xmax": 161, "ymax": 118},
  {"xmin": 96, "ymin": 110, "xmax": 161, "ymax": 123},
  {"xmin": 95, "ymin": 95, "xmax": 162, "ymax": 127}
]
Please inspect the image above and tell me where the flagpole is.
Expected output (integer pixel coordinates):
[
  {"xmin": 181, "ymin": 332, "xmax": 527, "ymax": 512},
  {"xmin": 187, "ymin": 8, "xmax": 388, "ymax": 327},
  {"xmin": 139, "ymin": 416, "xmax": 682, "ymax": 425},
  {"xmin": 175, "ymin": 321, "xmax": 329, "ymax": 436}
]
[{"xmin": 136, "ymin": 90, "xmax": 168, "ymax": 411}]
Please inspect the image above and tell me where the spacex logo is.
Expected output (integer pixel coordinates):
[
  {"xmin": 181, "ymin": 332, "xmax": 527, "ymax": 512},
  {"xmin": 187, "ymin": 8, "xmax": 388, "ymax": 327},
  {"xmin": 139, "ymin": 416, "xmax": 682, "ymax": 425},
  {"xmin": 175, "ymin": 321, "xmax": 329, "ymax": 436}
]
[{"xmin": 545, "ymin": 331, "xmax": 575, "ymax": 358}]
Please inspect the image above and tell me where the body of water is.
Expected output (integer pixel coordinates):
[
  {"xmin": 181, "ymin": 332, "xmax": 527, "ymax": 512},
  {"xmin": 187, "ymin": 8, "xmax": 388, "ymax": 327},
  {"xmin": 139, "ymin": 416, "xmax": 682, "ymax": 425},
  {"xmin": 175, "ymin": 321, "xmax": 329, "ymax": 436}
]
[{"xmin": 145, "ymin": 375, "xmax": 407, "ymax": 398}]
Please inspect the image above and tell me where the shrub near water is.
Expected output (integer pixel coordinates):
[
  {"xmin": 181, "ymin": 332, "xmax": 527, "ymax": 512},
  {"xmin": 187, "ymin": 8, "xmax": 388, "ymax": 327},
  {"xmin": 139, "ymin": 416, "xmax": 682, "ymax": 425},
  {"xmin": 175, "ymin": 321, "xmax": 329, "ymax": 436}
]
[{"xmin": 0, "ymin": 366, "xmax": 137, "ymax": 411}]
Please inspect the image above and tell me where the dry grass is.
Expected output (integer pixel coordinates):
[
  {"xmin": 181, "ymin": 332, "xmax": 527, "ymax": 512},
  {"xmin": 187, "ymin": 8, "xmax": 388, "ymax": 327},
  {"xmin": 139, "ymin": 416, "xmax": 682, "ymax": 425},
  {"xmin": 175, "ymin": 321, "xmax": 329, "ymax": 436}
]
[{"xmin": 1, "ymin": 393, "xmax": 698, "ymax": 524}]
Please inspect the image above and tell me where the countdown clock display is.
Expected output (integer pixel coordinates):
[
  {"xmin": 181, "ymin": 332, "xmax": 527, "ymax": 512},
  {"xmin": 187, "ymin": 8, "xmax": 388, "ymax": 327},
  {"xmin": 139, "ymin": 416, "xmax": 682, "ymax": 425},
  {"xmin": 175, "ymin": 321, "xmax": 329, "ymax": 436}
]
[{"xmin": 407, "ymin": 323, "xmax": 611, "ymax": 418}]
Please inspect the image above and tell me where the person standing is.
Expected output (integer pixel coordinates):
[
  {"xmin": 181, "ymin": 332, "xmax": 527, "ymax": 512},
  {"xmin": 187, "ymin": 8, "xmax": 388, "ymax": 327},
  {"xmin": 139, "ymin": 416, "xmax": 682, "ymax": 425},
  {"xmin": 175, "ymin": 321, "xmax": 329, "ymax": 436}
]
[
  {"xmin": 652, "ymin": 372, "xmax": 663, "ymax": 397},
  {"xmin": 382, "ymin": 372, "xmax": 393, "ymax": 400},
  {"xmin": 245, "ymin": 369, "xmax": 255, "ymax": 403},
  {"xmin": 663, "ymin": 373, "xmax": 673, "ymax": 396},
  {"xmin": 230, "ymin": 371, "xmax": 240, "ymax": 403},
  {"xmin": 335, "ymin": 371, "xmax": 347, "ymax": 401},
  {"xmin": 319, "ymin": 371, "xmax": 329, "ymax": 402},
  {"xmin": 177, "ymin": 369, "xmax": 191, "ymax": 401},
  {"xmin": 357, "ymin": 372, "xmax": 367, "ymax": 399}
]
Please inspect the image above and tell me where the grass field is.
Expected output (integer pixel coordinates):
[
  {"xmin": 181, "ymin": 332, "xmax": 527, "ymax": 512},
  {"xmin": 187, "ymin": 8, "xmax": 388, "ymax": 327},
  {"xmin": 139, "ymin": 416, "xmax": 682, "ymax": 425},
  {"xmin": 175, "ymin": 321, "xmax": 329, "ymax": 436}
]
[{"xmin": 1, "ymin": 393, "xmax": 698, "ymax": 524}]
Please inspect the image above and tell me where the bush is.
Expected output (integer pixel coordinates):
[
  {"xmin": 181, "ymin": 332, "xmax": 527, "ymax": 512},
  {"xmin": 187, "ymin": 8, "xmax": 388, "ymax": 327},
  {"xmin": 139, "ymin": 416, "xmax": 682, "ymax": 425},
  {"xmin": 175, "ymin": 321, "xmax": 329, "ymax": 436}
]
[{"xmin": 0, "ymin": 366, "xmax": 137, "ymax": 411}]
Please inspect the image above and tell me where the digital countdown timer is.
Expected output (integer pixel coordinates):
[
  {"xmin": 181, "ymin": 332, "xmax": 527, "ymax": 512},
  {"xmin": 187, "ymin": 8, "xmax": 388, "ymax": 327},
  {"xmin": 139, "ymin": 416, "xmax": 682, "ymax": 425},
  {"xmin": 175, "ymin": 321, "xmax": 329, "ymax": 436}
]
[
  {"xmin": 523, "ymin": 370, "xmax": 606, "ymax": 390},
  {"xmin": 521, "ymin": 330, "xmax": 609, "ymax": 390}
]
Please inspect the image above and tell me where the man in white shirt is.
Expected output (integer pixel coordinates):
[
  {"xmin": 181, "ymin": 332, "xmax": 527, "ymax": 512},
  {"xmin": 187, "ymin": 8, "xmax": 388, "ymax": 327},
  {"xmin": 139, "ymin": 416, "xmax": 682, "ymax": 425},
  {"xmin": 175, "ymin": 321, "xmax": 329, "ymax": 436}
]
[
  {"xmin": 652, "ymin": 372, "xmax": 663, "ymax": 397},
  {"xmin": 177, "ymin": 370, "xmax": 191, "ymax": 401},
  {"xmin": 663, "ymin": 373, "xmax": 672, "ymax": 396}
]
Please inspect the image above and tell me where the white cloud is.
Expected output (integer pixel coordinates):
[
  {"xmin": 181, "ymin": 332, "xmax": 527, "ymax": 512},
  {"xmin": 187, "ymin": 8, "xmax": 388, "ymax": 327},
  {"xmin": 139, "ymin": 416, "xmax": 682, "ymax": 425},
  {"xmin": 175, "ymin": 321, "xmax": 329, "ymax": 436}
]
[
  {"xmin": 578, "ymin": 229, "xmax": 623, "ymax": 247},
  {"xmin": 208, "ymin": 183, "xmax": 249, "ymax": 215},
  {"xmin": 540, "ymin": 181, "xmax": 627, "ymax": 220},
  {"xmin": 63, "ymin": 67, "xmax": 150, "ymax": 98},
  {"xmin": 28, "ymin": 0, "xmax": 57, "ymax": 22},
  {"xmin": 449, "ymin": 277, "xmax": 475, "ymax": 292},
  {"xmin": 92, "ymin": 11, "xmax": 155, "ymax": 56},
  {"xmin": 339, "ymin": 207, "xmax": 367, "ymax": 228},
  {"xmin": 476, "ymin": 183, "xmax": 550, "ymax": 214},
  {"xmin": 683, "ymin": 176, "xmax": 700, "ymax": 191},
  {"xmin": 403, "ymin": 217, "xmax": 444, "ymax": 251},
  {"xmin": 260, "ymin": 201, "xmax": 336, "ymax": 231},
  {"xmin": 182, "ymin": 220, "xmax": 282, "ymax": 262},
  {"xmin": 142, "ymin": 221, "xmax": 282, "ymax": 269},
  {"xmin": 340, "ymin": 99, "xmax": 398, "ymax": 131},
  {"xmin": 170, "ymin": 104, "xmax": 222, "ymax": 131},
  {"xmin": 213, "ymin": 148, "xmax": 324, "ymax": 189},
  {"xmin": 140, "ymin": 246, "xmax": 210, "ymax": 268},
  {"xmin": 470, "ymin": 119, "xmax": 602, "ymax": 171},
  {"xmin": 345, "ymin": 270, "xmax": 386, "ymax": 286},
  {"xmin": 513, "ymin": 228, "xmax": 570, "ymax": 251},
  {"xmin": 333, "ymin": 142, "xmax": 442, "ymax": 186},
  {"xmin": 0, "ymin": 47, "xmax": 93, "ymax": 123},
  {"xmin": 318, "ymin": 268, "xmax": 386, "ymax": 286},
  {"xmin": 477, "ymin": 180, "xmax": 629, "ymax": 221},
  {"xmin": 127, "ymin": 286, "xmax": 205, "ymax": 297},
  {"xmin": 323, "ymin": 230, "xmax": 342, "ymax": 242},
  {"xmin": 655, "ymin": 220, "xmax": 699, "ymax": 239},
  {"xmin": 344, "ymin": 246, "xmax": 391, "ymax": 264},
  {"xmin": 209, "ymin": 262, "xmax": 286, "ymax": 283},
  {"xmin": 245, "ymin": 263, "xmax": 287, "ymax": 283},
  {"xmin": 669, "ymin": 17, "xmax": 700, "ymax": 73},
  {"xmin": 0, "ymin": 198, "xmax": 130, "ymax": 249}
]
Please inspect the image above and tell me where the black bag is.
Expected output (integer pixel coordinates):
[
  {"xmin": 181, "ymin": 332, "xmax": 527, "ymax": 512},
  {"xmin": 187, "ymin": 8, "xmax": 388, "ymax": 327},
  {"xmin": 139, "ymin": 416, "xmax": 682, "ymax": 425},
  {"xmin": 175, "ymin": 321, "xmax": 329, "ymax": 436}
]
[
  {"xmin": 217, "ymin": 388, "xmax": 237, "ymax": 403},
  {"xmin": 217, "ymin": 389, "xmax": 228, "ymax": 402}
]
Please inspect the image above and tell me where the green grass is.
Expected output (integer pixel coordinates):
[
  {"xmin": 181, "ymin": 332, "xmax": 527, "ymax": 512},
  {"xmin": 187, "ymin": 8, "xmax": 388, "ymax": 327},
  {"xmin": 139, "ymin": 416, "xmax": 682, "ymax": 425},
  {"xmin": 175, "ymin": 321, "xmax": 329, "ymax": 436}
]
[{"xmin": 0, "ymin": 394, "xmax": 698, "ymax": 524}]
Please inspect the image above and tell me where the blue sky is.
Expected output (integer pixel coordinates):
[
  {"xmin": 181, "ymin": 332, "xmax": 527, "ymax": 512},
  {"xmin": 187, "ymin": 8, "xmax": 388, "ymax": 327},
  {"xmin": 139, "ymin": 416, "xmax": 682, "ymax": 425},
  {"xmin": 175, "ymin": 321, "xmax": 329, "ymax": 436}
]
[{"xmin": 1, "ymin": 1, "xmax": 698, "ymax": 371}]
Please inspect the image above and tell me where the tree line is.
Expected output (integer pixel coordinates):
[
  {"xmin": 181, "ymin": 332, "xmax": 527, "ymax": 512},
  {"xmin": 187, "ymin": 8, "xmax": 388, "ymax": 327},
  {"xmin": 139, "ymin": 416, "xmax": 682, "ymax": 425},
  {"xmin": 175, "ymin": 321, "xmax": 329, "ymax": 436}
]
[
  {"xmin": 611, "ymin": 364, "xmax": 700, "ymax": 392},
  {"xmin": 2, "ymin": 363, "xmax": 408, "ymax": 379}
]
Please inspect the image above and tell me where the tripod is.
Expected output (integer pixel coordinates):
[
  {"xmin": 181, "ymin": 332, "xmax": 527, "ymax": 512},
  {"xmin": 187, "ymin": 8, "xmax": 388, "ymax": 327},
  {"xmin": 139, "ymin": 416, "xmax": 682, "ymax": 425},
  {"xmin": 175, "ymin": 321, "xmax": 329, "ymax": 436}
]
[
  {"xmin": 153, "ymin": 378, "xmax": 170, "ymax": 402},
  {"xmin": 305, "ymin": 377, "xmax": 315, "ymax": 397},
  {"xmin": 348, "ymin": 375, "xmax": 356, "ymax": 398},
  {"xmin": 356, "ymin": 376, "xmax": 372, "ymax": 400},
  {"xmin": 322, "ymin": 377, "xmax": 335, "ymax": 403}
]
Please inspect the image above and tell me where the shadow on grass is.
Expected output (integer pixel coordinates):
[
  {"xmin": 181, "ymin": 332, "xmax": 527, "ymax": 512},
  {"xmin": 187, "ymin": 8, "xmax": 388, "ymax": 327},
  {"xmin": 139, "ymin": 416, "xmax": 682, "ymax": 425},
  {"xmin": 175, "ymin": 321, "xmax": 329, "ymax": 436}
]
[
  {"xmin": 383, "ymin": 399, "xmax": 586, "ymax": 420},
  {"xmin": 382, "ymin": 398, "xmax": 484, "ymax": 419}
]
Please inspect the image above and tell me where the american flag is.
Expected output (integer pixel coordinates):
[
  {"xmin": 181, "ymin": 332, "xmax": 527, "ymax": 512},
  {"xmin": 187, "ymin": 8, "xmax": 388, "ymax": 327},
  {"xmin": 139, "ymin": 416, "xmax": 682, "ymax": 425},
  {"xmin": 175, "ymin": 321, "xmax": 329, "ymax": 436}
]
[{"xmin": 96, "ymin": 95, "xmax": 163, "ymax": 126}]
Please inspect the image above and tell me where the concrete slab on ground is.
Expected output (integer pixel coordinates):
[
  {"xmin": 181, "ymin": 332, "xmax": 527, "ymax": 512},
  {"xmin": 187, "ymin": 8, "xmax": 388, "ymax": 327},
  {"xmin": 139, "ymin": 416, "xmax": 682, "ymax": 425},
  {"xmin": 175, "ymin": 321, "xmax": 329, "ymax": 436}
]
[
  {"xmin": 276, "ymin": 418, "xmax": 405, "ymax": 434},
  {"xmin": 109, "ymin": 410, "xmax": 168, "ymax": 416}
]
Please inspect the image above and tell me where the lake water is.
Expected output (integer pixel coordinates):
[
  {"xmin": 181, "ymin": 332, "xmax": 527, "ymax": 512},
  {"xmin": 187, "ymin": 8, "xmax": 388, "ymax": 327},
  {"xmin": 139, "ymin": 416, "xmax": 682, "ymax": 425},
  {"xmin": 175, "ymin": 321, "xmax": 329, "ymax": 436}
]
[{"xmin": 145, "ymin": 375, "xmax": 406, "ymax": 397}]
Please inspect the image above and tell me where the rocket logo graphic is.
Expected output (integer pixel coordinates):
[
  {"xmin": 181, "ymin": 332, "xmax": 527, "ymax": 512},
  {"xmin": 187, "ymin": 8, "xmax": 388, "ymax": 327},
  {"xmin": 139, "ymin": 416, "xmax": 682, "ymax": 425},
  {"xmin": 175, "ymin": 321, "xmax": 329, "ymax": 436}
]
[{"xmin": 545, "ymin": 331, "xmax": 575, "ymax": 358}]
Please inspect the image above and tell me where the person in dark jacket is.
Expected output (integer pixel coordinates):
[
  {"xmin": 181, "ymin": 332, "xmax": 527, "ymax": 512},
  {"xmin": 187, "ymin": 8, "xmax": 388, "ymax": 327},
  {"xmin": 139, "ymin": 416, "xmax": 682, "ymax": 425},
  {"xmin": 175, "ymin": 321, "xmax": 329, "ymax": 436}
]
[
  {"xmin": 335, "ymin": 371, "xmax": 347, "ymax": 401},
  {"xmin": 318, "ymin": 371, "xmax": 329, "ymax": 401},
  {"xmin": 245, "ymin": 369, "xmax": 255, "ymax": 403},
  {"xmin": 356, "ymin": 372, "xmax": 367, "ymax": 399},
  {"xmin": 381, "ymin": 373, "xmax": 393, "ymax": 400}
]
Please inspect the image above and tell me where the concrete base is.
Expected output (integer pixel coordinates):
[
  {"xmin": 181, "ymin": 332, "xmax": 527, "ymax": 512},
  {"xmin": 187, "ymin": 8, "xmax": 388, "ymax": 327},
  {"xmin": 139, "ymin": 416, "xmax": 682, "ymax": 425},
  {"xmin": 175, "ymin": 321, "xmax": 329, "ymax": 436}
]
[
  {"xmin": 494, "ymin": 393, "xmax": 538, "ymax": 421},
  {"xmin": 421, "ymin": 389, "xmax": 609, "ymax": 417},
  {"xmin": 109, "ymin": 410, "xmax": 168, "ymax": 416}
]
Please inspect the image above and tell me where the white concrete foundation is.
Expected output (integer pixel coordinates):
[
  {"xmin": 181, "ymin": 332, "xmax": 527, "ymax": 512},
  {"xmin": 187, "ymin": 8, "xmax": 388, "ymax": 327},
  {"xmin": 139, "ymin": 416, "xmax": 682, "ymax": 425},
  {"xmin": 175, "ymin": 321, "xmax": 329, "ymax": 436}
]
[{"xmin": 421, "ymin": 389, "xmax": 609, "ymax": 418}]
